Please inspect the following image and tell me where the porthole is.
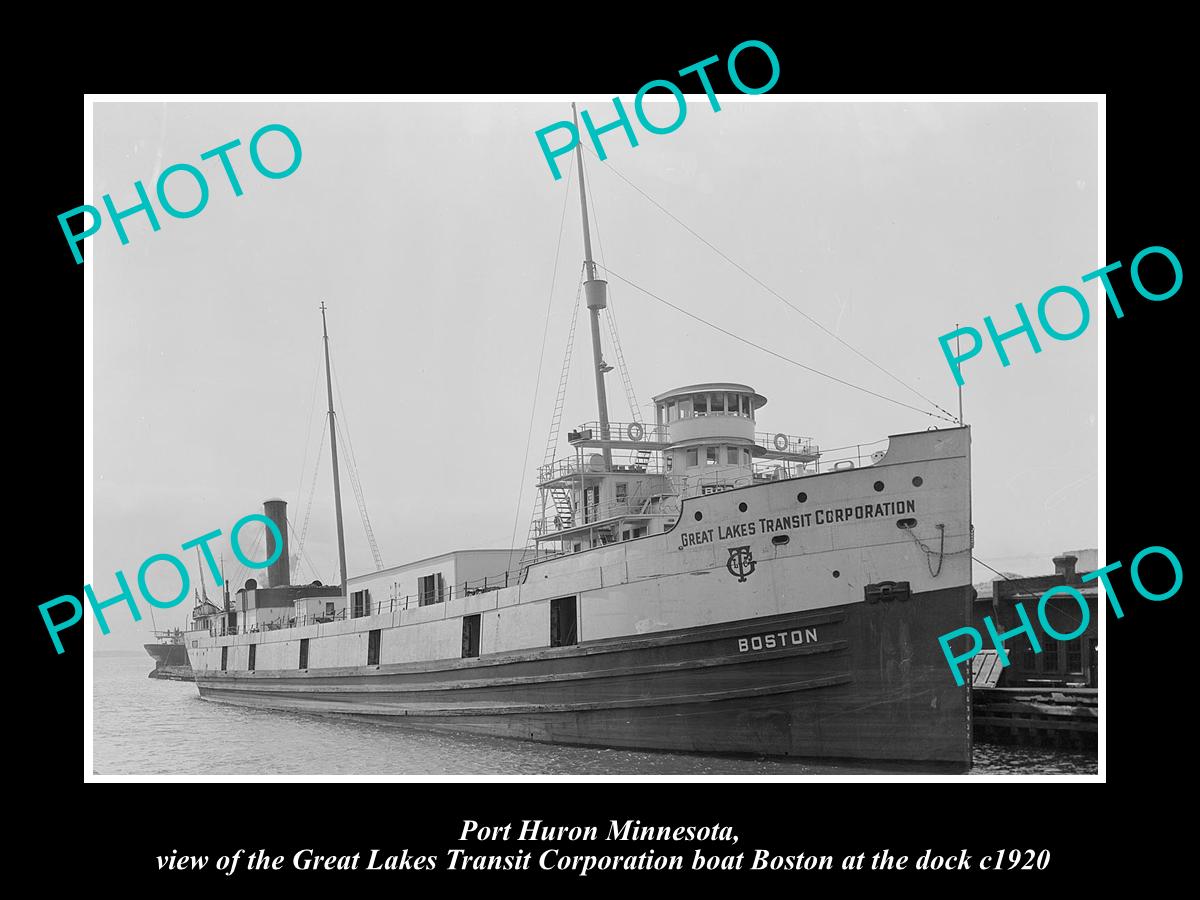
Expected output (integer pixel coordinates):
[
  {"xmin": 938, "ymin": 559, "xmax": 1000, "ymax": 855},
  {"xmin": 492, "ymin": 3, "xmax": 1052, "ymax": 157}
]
[
  {"xmin": 772, "ymin": 535, "xmax": 790, "ymax": 546},
  {"xmin": 832, "ymin": 570, "xmax": 840, "ymax": 578},
  {"xmin": 694, "ymin": 511, "xmax": 703, "ymax": 522},
  {"xmin": 873, "ymin": 481, "xmax": 885, "ymax": 492},
  {"xmin": 738, "ymin": 502, "xmax": 748, "ymax": 513},
  {"xmin": 912, "ymin": 476, "xmax": 924, "ymax": 487},
  {"xmin": 797, "ymin": 492, "xmax": 808, "ymax": 503}
]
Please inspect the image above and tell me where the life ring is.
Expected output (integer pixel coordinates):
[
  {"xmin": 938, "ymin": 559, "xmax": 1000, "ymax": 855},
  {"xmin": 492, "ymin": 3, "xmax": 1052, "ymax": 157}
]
[
  {"xmin": 773, "ymin": 433, "xmax": 788, "ymax": 451},
  {"xmin": 627, "ymin": 422, "xmax": 645, "ymax": 441}
]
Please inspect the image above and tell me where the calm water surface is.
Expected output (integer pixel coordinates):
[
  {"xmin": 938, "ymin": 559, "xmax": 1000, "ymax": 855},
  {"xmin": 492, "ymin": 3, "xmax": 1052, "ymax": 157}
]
[{"xmin": 93, "ymin": 656, "xmax": 1097, "ymax": 776}]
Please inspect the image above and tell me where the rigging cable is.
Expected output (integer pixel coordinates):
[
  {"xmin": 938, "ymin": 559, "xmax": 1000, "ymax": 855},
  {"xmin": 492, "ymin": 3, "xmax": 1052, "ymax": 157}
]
[
  {"xmin": 582, "ymin": 145, "xmax": 959, "ymax": 424},
  {"xmin": 292, "ymin": 352, "xmax": 323, "ymax": 526},
  {"xmin": 329, "ymin": 358, "xmax": 385, "ymax": 570},
  {"xmin": 507, "ymin": 152, "xmax": 577, "ymax": 573},
  {"xmin": 971, "ymin": 555, "xmax": 1087, "ymax": 631},
  {"xmin": 599, "ymin": 264, "xmax": 958, "ymax": 423},
  {"xmin": 227, "ymin": 527, "xmax": 266, "ymax": 595},
  {"xmin": 287, "ymin": 517, "xmax": 323, "ymax": 585},
  {"xmin": 293, "ymin": 416, "xmax": 328, "ymax": 579}
]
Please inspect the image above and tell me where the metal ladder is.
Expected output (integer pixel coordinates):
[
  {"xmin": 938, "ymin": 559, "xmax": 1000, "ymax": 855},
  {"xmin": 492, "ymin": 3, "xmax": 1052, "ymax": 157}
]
[
  {"xmin": 551, "ymin": 487, "xmax": 575, "ymax": 529},
  {"xmin": 523, "ymin": 271, "xmax": 585, "ymax": 555}
]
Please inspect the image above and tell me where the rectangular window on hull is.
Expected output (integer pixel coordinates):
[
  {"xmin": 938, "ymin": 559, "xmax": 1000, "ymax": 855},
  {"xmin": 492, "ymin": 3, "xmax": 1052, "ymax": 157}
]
[
  {"xmin": 367, "ymin": 629, "xmax": 381, "ymax": 666},
  {"xmin": 462, "ymin": 614, "xmax": 481, "ymax": 658},
  {"xmin": 248, "ymin": 644, "xmax": 256, "ymax": 672},
  {"xmin": 550, "ymin": 596, "xmax": 578, "ymax": 647},
  {"xmin": 220, "ymin": 646, "xmax": 227, "ymax": 672},
  {"xmin": 299, "ymin": 638, "xmax": 309, "ymax": 669}
]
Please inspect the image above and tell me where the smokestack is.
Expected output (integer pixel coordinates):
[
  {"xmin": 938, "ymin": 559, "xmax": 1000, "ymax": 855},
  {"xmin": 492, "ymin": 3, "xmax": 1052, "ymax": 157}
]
[
  {"xmin": 1053, "ymin": 554, "xmax": 1078, "ymax": 580},
  {"xmin": 263, "ymin": 498, "xmax": 291, "ymax": 588}
]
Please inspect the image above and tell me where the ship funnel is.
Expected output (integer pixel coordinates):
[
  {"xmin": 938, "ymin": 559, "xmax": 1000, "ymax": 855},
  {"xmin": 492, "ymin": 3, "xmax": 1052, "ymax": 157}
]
[{"xmin": 263, "ymin": 498, "xmax": 290, "ymax": 588}]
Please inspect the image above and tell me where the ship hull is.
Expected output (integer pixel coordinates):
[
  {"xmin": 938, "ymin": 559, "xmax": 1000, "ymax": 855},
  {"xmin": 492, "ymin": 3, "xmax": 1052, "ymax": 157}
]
[
  {"xmin": 194, "ymin": 585, "xmax": 971, "ymax": 768},
  {"xmin": 145, "ymin": 642, "xmax": 194, "ymax": 680},
  {"xmin": 144, "ymin": 642, "xmax": 190, "ymax": 668},
  {"xmin": 189, "ymin": 426, "xmax": 973, "ymax": 769}
]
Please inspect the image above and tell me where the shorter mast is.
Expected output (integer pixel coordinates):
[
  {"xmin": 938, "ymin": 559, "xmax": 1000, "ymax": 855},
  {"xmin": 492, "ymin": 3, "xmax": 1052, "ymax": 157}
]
[
  {"xmin": 195, "ymin": 547, "xmax": 210, "ymax": 603},
  {"xmin": 321, "ymin": 302, "xmax": 350, "ymax": 598}
]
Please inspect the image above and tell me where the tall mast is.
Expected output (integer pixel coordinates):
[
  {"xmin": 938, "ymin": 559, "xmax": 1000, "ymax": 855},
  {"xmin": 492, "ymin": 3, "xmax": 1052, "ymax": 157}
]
[
  {"xmin": 320, "ymin": 302, "xmax": 350, "ymax": 597},
  {"xmin": 195, "ymin": 547, "xmax": 209, "ymax": 603},
  {"xmin": 572, "ymin": 103, "xmax": 613, "ymax": 470}
]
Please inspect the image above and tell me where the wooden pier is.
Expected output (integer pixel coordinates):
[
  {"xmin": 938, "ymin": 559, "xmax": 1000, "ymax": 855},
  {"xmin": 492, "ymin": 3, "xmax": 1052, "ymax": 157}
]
[{"xmin": 971, "ymin": 652, "xmax": 1096, "ymax": 749}]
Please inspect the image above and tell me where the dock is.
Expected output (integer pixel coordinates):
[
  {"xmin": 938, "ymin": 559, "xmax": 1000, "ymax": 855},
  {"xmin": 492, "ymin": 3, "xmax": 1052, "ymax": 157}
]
[{"xmin": 971, "ymin": 651, "xmax": 1096, "ymax": 749}]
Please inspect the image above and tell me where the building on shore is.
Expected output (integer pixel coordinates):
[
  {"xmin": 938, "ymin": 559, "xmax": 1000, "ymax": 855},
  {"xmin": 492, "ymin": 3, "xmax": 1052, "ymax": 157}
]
[{"xmin": 973, "ymin": 552, "xmax": 1098, "ymax": 688}]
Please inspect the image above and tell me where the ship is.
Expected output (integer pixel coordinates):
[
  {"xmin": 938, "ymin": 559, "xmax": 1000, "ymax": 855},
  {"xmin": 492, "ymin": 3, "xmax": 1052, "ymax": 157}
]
[
  {"xmin": 144, "ymin": 628, "xmax": 191, "ymax": 680},
  {"xmin": 184, "ymin": 108, "xmax": 975, "ymax": 769},
  {"xmin": 145, "ymin": 550, "xmax": 222, "ymax": 681}
]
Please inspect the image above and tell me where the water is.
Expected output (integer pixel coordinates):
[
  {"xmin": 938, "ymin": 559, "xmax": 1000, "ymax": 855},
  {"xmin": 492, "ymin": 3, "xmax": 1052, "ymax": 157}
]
[{"xmin": 93, "ymin": 656, "xmax": 1097, "ymax": 776}]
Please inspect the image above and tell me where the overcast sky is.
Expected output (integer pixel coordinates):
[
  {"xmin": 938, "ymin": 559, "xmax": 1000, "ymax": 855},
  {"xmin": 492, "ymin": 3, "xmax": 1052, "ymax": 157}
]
[{"xmin": 90, "ymin": 99, "xmax": 1098, "ymax": 649}]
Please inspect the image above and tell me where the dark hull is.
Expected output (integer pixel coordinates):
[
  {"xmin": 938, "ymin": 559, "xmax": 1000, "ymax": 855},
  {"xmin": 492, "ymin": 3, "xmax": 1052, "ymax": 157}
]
[
  {"xmin": 195, "ymin": 585, "xmax": 972, "ymax": 769},
  {"xmin": 145, "ymin": 643, "xmax": 191, "ymax": 669},
  {"xmin": 148, "ymin": 664, "xmax": 195, "ymax": 682}
]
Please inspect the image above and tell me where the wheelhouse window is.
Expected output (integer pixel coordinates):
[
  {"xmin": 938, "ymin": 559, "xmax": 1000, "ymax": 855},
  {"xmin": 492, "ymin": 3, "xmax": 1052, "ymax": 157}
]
[
  {"xmin": 419, "ymin": 573, "xmax": 445, "ymax": 606},
  {"xmin": 706, "ymin": 446, "xmax": 719, "ymax": 465},
  {"xmin": 727, "ymin": 446, "xmax": 739, "ymax": 464},
  {"xmin": 686, "ymin": 448, "xmax": 699, "ymax": 468},
  {"xmin": 694, "ymin": 394, "xmax": 708, "ymax": 414}
]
